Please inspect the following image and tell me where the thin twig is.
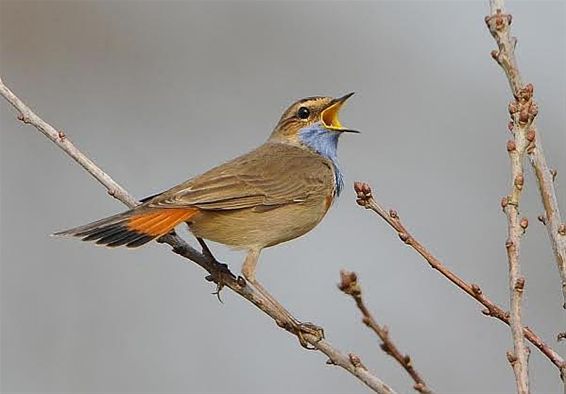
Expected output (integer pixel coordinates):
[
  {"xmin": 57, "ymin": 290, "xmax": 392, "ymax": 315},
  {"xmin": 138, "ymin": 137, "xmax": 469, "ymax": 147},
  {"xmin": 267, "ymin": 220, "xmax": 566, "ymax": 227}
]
[
  {"xmin": 339, "ymin": 270, "xmax": 434, "ymax": 394},
  {"xmin": 487, "ymin": 0, "xmax": 566, "ymax": 310},
  {"xmin": 354, "ymin": 182, "xmax": 566, "ymax": 381},
  {"xmin": 0, "ymin": 76, "xmax": 397, "ymax": 394}
]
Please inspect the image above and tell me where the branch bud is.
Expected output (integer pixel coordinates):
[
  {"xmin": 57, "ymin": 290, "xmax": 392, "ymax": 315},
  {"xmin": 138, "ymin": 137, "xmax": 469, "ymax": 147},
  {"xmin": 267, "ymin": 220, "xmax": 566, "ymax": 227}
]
[
  {"xmin": 471, "ymin": 284, "xmax": 482, "ymax": 295},
  {"xmin": 506, "ymin": 140, "xmax": 516, "ymax": 152},
  {"xmin": 518, "ymin": 83, "xmax": 534, "ymax": 102},
  {"xmin": 508, "ymin": 101, "xmax": 519, "ymax": 115},
  {"xmin": 354, "ymin": 182, "xmax": 373, "ymax": 207},
  {"xmin": 520, "ymin": 217, "xmax": 528, "ymax": 230},
  {"xmin": 348, "ymin": 353, "xmax": 367, "ymax": 370},
  {"xmin": 514, "ymin": 277, "xmax": 525, "ymax": 291},
  {"xmin": 518, "ymin": 108, "xmax": 529, "ymax": 125},
  {"xmin": 514, "ymin": 174, "xmax": 524, "ymax": 189},
  {"xmin": 491, "ymin": 50, "xmax": 500, "ymax": 61},
  {"xmin": 494, "ymin": 12, "xmax": 506, "ymax": 31},
  {"xmin": 398, "ymin": 232, "xmax": 410, "ymax": 244},
  {"xmin": 338, "ymin": 270, "xmax": 361, "ymax": 297},
  {"xmin": 507, "ymin": 351, "xmax": 518, "ymax": 364}
]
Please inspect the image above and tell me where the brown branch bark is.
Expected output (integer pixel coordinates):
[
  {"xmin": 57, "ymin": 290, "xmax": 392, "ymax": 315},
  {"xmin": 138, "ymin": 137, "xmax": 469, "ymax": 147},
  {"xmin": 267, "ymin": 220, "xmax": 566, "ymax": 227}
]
[
  {"xmin": 500, "ymin": 83, "xmax": 531, "ymax": 392},
  {"xmin": 353, "ymin": 182, "xmax": 566, "ymax": 382},
  {"xmin": 0, "ymin": 75, "xmax": 398, "ymax": 394},
  {"xmin": 486, "ymin": 0, "xmax": 566, "ymax": 310},
  {"xmin": 484, "ymin": 9, "xmax": 534, "ymax": 389},
  {"xmin": 339, "ymin": 270, "xmax": 434, "ymax": 394}
]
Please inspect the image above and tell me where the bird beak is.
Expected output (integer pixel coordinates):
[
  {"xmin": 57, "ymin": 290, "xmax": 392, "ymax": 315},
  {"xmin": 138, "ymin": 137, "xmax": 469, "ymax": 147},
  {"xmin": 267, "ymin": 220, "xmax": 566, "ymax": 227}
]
[{"xmin": 321, "ymin": 92, "xmax": 360, "ymax": 133}]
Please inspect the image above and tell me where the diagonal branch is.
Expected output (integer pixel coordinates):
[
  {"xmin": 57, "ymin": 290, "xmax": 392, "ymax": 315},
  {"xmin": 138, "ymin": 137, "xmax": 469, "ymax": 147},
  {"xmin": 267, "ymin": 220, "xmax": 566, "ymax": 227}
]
[
  {"xmin": 354, "ymin": 182, "xmax": 566, "ymax": 381},
  {"xmin": 339, "ymin": 270, "xmax": 434, "ymax": 394},
  {"xmin": 486, "ymin": 0, "xmax": 566, "ymax": 310},
  {"xmin": 0, "ymin": 76, "xmax": 397, "ymax": 394}
]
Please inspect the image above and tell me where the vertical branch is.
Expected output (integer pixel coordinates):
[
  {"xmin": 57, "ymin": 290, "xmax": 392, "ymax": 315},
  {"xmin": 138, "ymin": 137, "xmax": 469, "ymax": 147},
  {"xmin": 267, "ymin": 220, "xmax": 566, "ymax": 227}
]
[
  {"xmin": 486, "ymin": 6, "xmax": 533, "ymax": 391},
  {"xmin": 486, "ymin": 0, "xmax": 566, "ymax": 309},
  {"xmin": 502, "ymin": 118, "xmax": 531, "ymax": 394}
]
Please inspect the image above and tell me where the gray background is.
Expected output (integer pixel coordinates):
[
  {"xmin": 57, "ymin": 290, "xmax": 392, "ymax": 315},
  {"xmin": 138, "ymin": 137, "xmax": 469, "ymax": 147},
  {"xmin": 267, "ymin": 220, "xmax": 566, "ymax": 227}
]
[{"xmin": 1, "ymin": 1, "xmax": 565, "ymax": 393}]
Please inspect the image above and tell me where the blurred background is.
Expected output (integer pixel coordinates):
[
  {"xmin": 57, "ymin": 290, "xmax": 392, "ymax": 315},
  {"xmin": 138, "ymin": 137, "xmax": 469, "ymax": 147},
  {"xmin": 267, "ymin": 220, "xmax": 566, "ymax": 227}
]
[{"xmin": 1, "ymin": 1, "xmax": 565, "ymax": 393}]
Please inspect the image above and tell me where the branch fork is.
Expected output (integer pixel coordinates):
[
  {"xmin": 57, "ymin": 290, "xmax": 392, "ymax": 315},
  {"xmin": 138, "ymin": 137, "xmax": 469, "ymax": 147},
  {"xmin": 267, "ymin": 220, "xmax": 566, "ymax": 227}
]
[{"xmin": 353, "ymin": 182, "xmax": 565, "ymax": 378}]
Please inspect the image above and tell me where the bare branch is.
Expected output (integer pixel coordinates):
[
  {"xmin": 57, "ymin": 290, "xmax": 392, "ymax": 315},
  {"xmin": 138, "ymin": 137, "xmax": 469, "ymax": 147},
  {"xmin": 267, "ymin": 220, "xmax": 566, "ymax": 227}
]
[
  {"xmin": 0, "ymin": 76, "xmax": 397, "ymax": 394},
  {"xmin": 487, "ymin": 0, "xmax": 566, "ymax": 310},
  {"xmin": 496, "ymin": 59, "xmax": 534, "ymax": 394},
  {"xmin": 339, "ymin": 270, "xmax": 434, "ymax": 394},
  {"xmin": 354, "ymin": 182, "xmax": 566, "ymax": 380}
]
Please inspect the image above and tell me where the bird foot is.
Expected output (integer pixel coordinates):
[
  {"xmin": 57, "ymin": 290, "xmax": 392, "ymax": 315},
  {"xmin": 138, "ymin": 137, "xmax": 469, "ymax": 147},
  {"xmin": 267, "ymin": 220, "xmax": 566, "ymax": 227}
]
[{"xmin": 205, "ymin": 262, "xmax": 233, "ymax": 303}]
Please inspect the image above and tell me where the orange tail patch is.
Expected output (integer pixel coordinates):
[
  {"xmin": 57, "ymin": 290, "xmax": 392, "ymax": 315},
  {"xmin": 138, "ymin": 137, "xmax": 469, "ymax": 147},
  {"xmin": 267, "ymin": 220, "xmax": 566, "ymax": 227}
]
[
  {"xmin": 127, "ymin": 208, "xmax": 198, "ymax": 237},
  {"xmin": 56, "ymin": 207, "xmax": 199, "ymax": 248}
]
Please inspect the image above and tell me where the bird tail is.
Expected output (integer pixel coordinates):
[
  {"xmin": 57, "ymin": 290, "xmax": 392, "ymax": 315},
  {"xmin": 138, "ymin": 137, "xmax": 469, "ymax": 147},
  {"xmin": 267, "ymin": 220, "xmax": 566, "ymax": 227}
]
[{"xmin": 53, "ymin": 207, "xmax": 199, "ymax": 248}]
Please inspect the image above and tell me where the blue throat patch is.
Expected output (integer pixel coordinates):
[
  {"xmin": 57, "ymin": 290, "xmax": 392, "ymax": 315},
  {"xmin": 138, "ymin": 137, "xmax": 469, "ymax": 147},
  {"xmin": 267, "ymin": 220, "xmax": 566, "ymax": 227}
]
[{"xmin": 298, "ymin": 122, "xmax": 344, "ymax": 196}]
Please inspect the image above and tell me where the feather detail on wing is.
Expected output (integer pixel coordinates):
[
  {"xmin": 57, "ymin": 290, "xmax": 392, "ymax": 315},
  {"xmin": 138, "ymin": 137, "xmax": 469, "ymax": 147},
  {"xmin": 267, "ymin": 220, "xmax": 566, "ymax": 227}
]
[{"xmin": 145, "ymin": 142, "xmax": 335, "ymax": 212}]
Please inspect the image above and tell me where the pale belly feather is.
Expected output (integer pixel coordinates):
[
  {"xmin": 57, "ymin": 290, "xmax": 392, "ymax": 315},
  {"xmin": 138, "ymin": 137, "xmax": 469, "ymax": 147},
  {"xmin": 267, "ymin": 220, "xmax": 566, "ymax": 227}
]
[{"xmin": 188, "ymin": 194, "xmax": 333, "ymax": 250}]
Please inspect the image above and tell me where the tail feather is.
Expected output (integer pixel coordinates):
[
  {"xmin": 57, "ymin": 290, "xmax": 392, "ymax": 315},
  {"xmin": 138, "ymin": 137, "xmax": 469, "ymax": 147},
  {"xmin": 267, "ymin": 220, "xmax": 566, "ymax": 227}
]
[{"xmin": 54, "ymin": 207, "xmax": 198, "ymax": 248}]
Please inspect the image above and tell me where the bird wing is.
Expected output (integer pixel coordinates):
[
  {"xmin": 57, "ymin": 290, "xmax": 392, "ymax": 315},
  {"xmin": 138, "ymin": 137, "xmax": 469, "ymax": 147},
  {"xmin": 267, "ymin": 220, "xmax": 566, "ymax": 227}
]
[{"xmin": 146, "ymin": 142, "xmax": 335, "ymax": 211}]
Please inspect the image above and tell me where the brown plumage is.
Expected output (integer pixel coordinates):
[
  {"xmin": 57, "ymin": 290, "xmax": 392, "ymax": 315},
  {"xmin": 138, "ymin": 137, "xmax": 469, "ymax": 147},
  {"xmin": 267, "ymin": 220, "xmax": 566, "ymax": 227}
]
[{"xmin": 56, "ymin": 94, "xmax": 357, "ymax": 346}]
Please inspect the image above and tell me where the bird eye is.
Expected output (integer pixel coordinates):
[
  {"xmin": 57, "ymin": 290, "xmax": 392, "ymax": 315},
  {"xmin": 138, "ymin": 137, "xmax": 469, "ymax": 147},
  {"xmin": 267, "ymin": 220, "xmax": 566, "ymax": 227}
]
[{"xmin": 297, "ymin": 106, "xmax": 310, "ymax": 120}]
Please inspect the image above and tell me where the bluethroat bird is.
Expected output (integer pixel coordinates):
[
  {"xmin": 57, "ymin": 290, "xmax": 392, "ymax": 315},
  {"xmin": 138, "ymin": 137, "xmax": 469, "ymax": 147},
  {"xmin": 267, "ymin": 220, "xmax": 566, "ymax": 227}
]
[{"xmin": 56, "ymin": 93, "xmax": 358, "ymax": 346}]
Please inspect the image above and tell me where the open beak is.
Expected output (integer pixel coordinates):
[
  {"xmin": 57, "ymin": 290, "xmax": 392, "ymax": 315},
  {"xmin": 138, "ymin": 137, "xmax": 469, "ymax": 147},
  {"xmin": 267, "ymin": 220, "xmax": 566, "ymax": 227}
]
[{"xmin": 321, "ymin": 92, "xmax": 359, "ymax": 133}]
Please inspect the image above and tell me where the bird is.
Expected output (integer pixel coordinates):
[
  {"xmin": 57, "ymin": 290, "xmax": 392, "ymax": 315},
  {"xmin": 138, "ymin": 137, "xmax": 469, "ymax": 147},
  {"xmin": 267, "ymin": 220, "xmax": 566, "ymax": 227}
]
[{"xmin": 56, "ymin": 93, "xmax": 358, "ymax": 346}]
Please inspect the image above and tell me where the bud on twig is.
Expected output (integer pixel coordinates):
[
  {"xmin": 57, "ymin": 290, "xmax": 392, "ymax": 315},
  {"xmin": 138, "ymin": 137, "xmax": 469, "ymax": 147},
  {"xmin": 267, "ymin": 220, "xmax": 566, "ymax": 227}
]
[
  {"xmin": 514, "ymin": 277, "xmax": 525, "ymax": 292},
  {"xmin": 507, "ymin": 351, "xmax": 518, "ymax": 364},
  {"xmin": 348, "ymin": 353, "xmax": 367, "ymax": 370},
  {"xmin": 514, "ymin": 174, "xmax": 524, "ymax": 189},
  {"xmin": 520, "ymin": 217, "xmax": 529, "ymax": 230},
  {"xmin": 471, "ymin": 284, "xmax": 482, "ymax": 295},
  {"xmin": 338, "ymin": 270, "xmax": 361, "ymax": 297}
]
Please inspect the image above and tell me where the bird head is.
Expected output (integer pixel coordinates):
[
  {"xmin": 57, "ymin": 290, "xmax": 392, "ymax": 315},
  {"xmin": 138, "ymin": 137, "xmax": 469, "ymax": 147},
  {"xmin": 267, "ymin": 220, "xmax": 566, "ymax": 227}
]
[{"xmin": 269, "ymin": 93, "xmax": 358, "ymax": 146}]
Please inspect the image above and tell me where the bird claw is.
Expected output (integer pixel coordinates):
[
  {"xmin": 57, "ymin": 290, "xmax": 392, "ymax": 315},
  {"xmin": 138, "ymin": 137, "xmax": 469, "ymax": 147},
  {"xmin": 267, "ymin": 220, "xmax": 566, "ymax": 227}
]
[
  {"xmin": 205, "ymin": 262, "xmax": 232, "ymax": 303},
  {"xmin": 211, "ymin": 282, "xmax": 225, "ymax": 303}
]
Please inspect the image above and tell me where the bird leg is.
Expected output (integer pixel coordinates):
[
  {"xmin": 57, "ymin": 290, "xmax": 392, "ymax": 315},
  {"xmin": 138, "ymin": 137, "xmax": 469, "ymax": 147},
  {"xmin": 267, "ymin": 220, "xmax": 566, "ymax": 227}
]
[
  {"xmin": 242, "ymin": 250, "xmax": 324, "ymax": 349},
  {"xmin": 197, "ymin": 237, "xmax": 233, "ymax": 302}
]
